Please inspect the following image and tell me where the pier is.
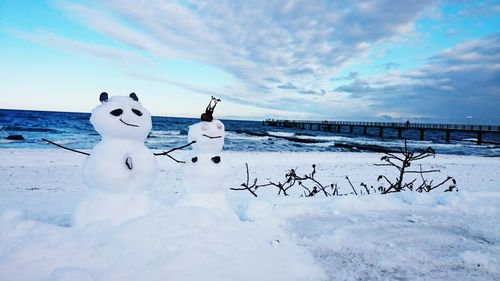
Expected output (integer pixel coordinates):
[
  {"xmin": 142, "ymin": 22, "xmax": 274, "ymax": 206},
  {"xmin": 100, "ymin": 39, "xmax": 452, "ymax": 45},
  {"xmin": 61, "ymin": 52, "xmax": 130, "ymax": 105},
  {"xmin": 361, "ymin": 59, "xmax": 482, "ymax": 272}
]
[{"xmin": 263, "ymin": 120, "xmax": 500, "ymax": 145}]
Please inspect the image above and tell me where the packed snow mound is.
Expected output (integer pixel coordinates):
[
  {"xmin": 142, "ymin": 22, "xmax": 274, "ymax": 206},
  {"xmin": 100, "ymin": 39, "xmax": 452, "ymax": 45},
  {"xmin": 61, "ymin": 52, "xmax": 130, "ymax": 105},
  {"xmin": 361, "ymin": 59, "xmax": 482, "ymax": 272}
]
[
  {"xmin": 72, "ymin": 190, "xmax": 160, "ymax": 226},
  {"xmin": 0, "ymin": 206, "xmax": 326, "ymax": 281}
]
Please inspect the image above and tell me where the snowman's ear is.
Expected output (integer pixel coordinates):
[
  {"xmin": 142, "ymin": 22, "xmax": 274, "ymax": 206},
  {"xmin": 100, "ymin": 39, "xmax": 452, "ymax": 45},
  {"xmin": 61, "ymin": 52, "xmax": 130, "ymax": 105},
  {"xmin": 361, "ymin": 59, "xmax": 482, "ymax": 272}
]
[
  {"xmin": 129, "ymin": 92, "xmax": 139, "ymax": 101},
  {"xmin": 99, "ymin": 92, "xmax": 108, "ymax": 103}
]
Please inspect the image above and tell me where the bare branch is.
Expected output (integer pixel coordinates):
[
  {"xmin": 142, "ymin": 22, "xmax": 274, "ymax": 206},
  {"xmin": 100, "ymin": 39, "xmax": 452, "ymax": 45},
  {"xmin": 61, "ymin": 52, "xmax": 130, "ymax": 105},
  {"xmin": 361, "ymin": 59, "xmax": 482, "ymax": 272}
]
[
  {"xmin": 345, "ymin": 176, "xmax": 358, "ymax": 195},
  {"xmin": 229, "ymin": 163, "xmax": 258, "ymax": 197},
  {"xmin": 406, "ymin": 169, "xmax": 441, "ymax": 174}
]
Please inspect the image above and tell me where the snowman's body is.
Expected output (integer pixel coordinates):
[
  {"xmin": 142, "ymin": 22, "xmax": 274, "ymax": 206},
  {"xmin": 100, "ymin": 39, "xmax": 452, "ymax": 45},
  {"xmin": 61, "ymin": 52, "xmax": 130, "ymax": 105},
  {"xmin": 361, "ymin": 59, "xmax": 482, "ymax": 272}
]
[
  {"xmin": 180, "ymin": 118, "xmax": 233, "ymax": 214},
  {"xmin": 83, "ymin": 138, "xmax": 157, "ymax": 193},
  {"xmin": 73, "ymin": 93, "xmax": 158, "ymax": 226}
]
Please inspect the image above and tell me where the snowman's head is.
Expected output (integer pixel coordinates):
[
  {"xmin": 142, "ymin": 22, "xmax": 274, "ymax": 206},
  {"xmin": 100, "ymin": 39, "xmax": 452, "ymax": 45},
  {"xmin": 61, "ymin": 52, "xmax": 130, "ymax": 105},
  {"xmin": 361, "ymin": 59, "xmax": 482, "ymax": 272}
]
[
  {"xmin": 90, "ymin": 92, "xmax": 152, "ymax": 140},
  {"xmin": 187, "ymin": 96, "xmax": 224, "ymax": 153},
  {"xmin": 188, "ymin": 120, "xmax": 225, "ymax": 153}
]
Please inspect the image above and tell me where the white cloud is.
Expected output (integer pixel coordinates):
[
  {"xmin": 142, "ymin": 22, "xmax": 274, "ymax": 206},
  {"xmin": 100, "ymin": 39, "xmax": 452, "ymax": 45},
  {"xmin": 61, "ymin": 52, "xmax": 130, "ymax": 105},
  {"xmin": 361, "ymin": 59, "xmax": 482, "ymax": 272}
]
[
  {"xmin": 335, "ymin": 34, "xmax": 500, "ymax": 123},
  {"xmin": 13, "ymin": 29, "xmax": 150, "ymax": 65},
  {"xmin": 6, "ymin": 0, "xmax": 498, "ymax": 123},
  {"xmin": 54, "ymin": 1, "xmax": 177, "ymax": 59},
  {"xmin": 20, "ymin": 0, "xmax": 498, "ymax": 123},
  {"xmin": 51, "ymin": 0, "xmax": 437, "ymax": 116}
]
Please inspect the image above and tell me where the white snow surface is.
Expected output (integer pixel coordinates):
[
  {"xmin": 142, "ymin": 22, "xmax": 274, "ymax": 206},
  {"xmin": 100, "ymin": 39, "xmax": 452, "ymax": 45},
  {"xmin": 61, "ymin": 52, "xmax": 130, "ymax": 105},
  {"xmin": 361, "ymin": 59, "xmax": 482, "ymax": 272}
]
[{"xmin": 0, "ymin": 149, "xmax": 499, "ymax": 281}]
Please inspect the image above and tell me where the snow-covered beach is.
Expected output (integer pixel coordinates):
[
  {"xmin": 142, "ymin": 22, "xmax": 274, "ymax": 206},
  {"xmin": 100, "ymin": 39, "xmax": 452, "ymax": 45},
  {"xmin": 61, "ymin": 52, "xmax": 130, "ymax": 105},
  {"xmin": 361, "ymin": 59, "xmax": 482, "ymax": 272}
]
[
  {"xmin": 3, "ymin": 0, "xmax": 500, "ymax": 279},
  {"xmin": 1, "ymin": 148, "xmax": 498, "ymax": 280}
]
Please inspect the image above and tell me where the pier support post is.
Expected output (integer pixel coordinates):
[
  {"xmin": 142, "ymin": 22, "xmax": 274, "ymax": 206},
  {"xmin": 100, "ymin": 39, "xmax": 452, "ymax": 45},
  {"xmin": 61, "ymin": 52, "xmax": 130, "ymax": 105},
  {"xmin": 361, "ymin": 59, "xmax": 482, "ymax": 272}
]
[
  {"xmin": 363, "ymin": 126, "xmax": 367, "ymax": 135},
  {"xmin": 445, "ymin": 130, "xmax": 450, "ymax": 143},
  {"xmin": 397, "ymin": 128, "xmax": 402, "ymax": 138},
  {"xmin": 477, "ymin": 132, "xmax": 482, "ymax": 145},
  {"xmin": 379, "ymin": 127, "xmax": 383, "ymax": 137},
  {"xmin": 419, "ymin": 129, "xmax": 425, "ymax": 141},
  {"xmin": 349, "ymin": 125, "xmax": 353, "ymax": 134}
]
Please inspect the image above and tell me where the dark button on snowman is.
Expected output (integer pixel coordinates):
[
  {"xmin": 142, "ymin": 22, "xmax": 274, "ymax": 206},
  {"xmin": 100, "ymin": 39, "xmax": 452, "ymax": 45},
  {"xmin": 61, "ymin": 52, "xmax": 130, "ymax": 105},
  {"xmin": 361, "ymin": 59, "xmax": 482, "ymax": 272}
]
[
  {"xmin": 180, "ymin": 97, "xmax": 233, "ymax": 214},
  {"xmin": 74, "ymin": 92, "xmax": 158, "ymax": 226}
]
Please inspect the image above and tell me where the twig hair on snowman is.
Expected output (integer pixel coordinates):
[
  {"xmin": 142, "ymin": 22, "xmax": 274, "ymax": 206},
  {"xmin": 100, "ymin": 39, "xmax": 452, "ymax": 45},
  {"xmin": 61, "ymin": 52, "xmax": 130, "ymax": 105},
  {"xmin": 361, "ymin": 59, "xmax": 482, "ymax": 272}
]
[
  {"xmin": 200, "ymin": 96, "xmax": 221, "ymax": 122},
  {"xmin": 188, "ymin": 96, "xmax": 224, "ymax": 164}
]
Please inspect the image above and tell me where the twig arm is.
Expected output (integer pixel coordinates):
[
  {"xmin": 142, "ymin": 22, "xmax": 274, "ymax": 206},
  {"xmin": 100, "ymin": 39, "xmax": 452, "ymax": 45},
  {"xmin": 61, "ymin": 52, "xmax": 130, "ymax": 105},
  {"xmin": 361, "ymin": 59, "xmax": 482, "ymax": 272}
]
[
  {"xmin": 42, "ymin": 138, "xmax": 90, "ymax": 156},
  {"xmin": 164, "ymin": 154, "xmax": 186, "ymax": 164},
  {"xmin": 154, "ymin": 141, "xmax": 196, "ymax": 156}
]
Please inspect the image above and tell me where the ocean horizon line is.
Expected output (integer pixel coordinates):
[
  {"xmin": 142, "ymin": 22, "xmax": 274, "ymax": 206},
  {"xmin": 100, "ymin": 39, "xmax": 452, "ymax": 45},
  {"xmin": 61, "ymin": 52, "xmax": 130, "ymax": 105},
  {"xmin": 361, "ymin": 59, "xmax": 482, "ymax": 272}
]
[{"xmin": 2, "ymin": 108, "xmax": 499, "ymax": 126}]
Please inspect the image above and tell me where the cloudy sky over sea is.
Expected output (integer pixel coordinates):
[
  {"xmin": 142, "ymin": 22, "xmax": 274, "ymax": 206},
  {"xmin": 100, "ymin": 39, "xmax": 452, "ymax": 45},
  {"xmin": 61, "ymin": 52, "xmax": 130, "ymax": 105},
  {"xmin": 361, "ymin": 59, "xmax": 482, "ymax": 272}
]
[{"xmin": 1, "ymin": 0, "xmax": 499, "ymax": 123}]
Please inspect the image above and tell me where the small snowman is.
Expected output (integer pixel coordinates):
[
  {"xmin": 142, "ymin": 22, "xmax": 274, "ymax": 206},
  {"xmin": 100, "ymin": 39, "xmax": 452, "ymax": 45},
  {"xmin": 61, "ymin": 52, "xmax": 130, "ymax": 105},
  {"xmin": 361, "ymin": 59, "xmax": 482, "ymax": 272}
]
[
  {"xmin": 180, "ymin": 97, "xmax": 233, "ymax": 214},
  {"xmin": 73, "ymin": 92, "xmax": 158, "ymax": 226}
]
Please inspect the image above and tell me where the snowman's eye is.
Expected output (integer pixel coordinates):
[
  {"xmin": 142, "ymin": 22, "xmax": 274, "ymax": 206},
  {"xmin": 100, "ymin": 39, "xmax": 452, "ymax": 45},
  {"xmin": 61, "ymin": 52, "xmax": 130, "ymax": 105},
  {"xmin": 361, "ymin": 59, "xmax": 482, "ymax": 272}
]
[
  {"xmin": 110, "ymin": 109, "xmax": 123, "ymax": 116},
  {"xmin": 132, "ymin": 109, "xmax": 143, "ymax": 116}
]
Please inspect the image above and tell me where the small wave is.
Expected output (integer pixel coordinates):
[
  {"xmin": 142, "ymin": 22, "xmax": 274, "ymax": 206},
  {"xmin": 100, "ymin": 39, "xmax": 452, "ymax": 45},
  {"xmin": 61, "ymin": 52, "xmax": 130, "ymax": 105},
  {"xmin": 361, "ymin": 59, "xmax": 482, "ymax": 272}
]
[
  {"xmin": 266, "ymin": 131, "xmax": 295, "ymax": 137},
  {"xmin": 39, "ymin": 139, "xmax": 82, "ymax": 146},
  {"xmin": 149, "ymin": 130, "xmax": 182, "ymax": 137},
  {"xmin": 0, "ymin": 139, "xmax": 16, "ymax": 144},
  {"xmin": 4, "ymin": 126, "xmax": 59, "ymax": 133},
  {"xmin": 146, "ymin": 138, "xmax": 184, "ymax": 145},
  {"xmin": 294, "ymin": 132, "xmax": 316, "ymax": 137},
  {"xmin": 225, "ymin": 131, "xmax": 269, "ymax": 141}
]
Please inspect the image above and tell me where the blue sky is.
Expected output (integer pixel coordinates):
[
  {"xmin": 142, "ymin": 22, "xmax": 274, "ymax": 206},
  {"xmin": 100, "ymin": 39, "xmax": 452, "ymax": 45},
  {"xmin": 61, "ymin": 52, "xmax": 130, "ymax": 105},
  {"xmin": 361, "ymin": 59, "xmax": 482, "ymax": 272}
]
[{"xmin": 1, "ymin": 0, "xmax": 499, "ymax": 123}]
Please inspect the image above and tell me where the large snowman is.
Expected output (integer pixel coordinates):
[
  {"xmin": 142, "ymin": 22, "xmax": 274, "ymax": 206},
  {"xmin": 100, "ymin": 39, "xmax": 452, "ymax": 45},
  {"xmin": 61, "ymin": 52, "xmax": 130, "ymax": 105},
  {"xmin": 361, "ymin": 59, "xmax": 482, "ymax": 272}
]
[
  {"xmin": 73, "ymin": 92, "xmax": 158, "ymax": 226},
  {"xmin": 180, "ymin": 96, "xmax": 233, "ymax": 214}
]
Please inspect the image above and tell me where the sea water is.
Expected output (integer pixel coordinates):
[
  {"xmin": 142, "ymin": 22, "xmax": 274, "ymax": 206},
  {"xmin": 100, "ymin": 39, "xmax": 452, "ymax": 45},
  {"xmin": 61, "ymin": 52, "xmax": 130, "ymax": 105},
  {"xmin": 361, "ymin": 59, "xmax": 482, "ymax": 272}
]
[{"xmin": 0, "ymin": 109, "xmax": 498, "ymax": 156}]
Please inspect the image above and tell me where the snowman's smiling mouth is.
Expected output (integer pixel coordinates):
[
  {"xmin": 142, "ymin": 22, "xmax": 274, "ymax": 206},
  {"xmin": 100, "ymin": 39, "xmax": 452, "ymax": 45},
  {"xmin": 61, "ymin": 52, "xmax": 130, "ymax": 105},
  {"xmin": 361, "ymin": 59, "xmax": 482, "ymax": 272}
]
[
  {"xmin": 202, "ymin": 134, "xmax": 222, "ymax": 139},
  {"xmin": 120, "ymin": 119, "xmax": 139, "ymax": 127}
]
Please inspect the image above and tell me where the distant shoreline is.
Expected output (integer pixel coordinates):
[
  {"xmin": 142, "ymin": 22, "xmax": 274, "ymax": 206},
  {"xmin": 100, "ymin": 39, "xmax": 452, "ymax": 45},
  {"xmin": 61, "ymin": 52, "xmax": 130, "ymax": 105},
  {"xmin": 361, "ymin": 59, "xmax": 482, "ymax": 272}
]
[{"xmin": 1, "ymin": 109, "xmax": 499, "ymax": 157}]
